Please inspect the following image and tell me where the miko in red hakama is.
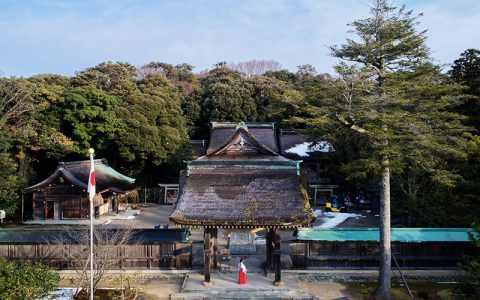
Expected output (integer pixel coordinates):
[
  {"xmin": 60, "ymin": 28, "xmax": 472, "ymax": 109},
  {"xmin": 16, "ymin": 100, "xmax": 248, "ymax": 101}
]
[{"xmin": 238, "ymin": 260, "xmax": 247, "ymax": 284}]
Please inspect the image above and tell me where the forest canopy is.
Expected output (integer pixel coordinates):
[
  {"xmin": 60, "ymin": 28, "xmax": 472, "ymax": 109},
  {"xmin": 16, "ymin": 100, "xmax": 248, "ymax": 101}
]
[{"xmin": 0, "ymin": 45, "xmax": 478, "ymax": 228}]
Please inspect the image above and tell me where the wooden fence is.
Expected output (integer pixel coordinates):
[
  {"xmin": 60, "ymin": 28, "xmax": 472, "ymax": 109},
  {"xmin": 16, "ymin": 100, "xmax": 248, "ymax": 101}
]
[
  {"xmin": 0, "ymin": 243, "xmax": 192, "ymax": 269},
  {"xmin": 291, "ymin": 241, "xmax": 476, "ymax": 269},
  {"xmin": 0, "ymin": 228, "xmax": 192, "ymax": 270}
]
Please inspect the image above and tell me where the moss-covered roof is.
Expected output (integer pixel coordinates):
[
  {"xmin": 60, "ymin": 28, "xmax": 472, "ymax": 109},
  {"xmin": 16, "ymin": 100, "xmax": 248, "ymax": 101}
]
[{"xmin": 23, "ymin": 159, "xmax": 136, "ymax": 194}]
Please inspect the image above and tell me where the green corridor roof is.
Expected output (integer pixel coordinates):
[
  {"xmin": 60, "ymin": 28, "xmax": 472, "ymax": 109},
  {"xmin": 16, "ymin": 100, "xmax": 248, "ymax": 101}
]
[{"xmin": 297, "ymin": 228, "xmax": 474, "ymax": 242}]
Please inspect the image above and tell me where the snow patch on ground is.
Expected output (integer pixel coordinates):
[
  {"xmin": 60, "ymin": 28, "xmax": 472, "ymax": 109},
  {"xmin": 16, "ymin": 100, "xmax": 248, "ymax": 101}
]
[
  {"xmin": 313, "ymin": 209, "xmax": 365, "ymax": 228},
  {"xmin": 285, "ymin": 141, "xmax": 333, "ymax": 157},
  {"xmin": 38, "ymin": 288, "xmax": 75, "ymax": 300}
]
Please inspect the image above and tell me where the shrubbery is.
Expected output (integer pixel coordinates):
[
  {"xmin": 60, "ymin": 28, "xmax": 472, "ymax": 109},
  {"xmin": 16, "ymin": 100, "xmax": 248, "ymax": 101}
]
[{"xmin": 0, "ymin": 257, "xmax": 59, "ymax": 300}]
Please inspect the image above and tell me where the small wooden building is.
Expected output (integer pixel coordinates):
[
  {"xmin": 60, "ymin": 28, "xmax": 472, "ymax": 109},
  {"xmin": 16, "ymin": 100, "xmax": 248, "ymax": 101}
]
[
  {"xmin": 23, "ymin": 159, "xmax": 136, "ymax": 221},
  {"xmin": 170, "ymin": 122, "xmax": 315, "ymax": 284}
]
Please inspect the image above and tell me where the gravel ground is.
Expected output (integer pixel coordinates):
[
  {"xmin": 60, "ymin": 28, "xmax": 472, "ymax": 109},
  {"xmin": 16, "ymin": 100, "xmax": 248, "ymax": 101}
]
[{"xmin": 298, "ymin": 281, "xmax": 360, "ymax": 299}]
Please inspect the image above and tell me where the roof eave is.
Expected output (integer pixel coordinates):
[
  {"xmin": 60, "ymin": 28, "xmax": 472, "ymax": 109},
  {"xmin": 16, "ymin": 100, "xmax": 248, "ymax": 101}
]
[{"xmin": 23, "ymin": 168, "xmax": 87, "ymax": 193}]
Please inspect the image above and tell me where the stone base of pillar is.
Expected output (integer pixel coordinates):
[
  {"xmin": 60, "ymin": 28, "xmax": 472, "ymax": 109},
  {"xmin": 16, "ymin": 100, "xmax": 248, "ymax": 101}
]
[
  {"xmin": 273, "ymin": 281, "xmax": 284, "ymax": 286},
  {"xmin": 202, "ymin": 281, "xmax": 214, "ymax": 287}
]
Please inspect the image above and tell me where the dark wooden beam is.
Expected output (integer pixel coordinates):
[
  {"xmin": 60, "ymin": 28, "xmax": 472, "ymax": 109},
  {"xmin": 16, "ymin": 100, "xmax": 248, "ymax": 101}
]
[
  {"xmin": 273, "ymin": 228, "xmax": 283, "ymax": 286},
  {"xmin": 203, "ymin": 228, "xmax": 217, "ymax": 286},
  {"xmin": 266, "ymin": 228, "xmax": 274, "ymax": 270},
  {"xmin": 205, "ymin": 228, "xmax": 218, "ymax": 270},
  {"xmin": 203, "ymin": 232, "xmax": 212, "ymax": 284}
]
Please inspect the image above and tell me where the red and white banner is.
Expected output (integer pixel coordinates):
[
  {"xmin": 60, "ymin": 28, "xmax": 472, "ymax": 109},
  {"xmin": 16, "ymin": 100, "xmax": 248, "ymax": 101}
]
[{"xmin": 87, "ymin": 156, "xmax": 96, "ymax": 201}]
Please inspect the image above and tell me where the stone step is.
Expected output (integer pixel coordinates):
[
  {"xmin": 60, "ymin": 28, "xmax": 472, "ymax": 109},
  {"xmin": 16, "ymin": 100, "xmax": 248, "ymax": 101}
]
[
  {"xmin": 170, "ymin": 292, "xmax": 205, "ymax": 300},
  {"xmin": 171, "ymin": 289, "xmax": 316, "ymax": 300}
]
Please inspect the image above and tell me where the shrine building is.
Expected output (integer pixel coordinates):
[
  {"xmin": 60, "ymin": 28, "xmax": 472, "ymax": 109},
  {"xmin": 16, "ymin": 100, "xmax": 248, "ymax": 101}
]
[
  {"xmin": 170, "ymin": 122, "xmax": 315, "ymax": 285},
  {"xmin": 23, "ymin": 159, "xmax": 136, "ymax": 221}
]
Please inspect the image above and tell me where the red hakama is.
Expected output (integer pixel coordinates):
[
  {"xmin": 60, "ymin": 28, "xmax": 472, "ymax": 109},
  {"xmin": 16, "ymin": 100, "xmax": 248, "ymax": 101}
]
[{"xmin": 238, "ymin": 269, "xmax": 246, "ymax": 284}]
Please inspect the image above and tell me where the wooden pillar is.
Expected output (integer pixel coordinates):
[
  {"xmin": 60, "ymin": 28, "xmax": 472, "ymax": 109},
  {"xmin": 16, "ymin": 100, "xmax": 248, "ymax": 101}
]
[
  {"xmin": 273, "ymin": 228, "xmax": 283, "ymax": 286},
  {"xmin": 203, "ymin": 228, "xmax": 217, "ymax": 285},
  {"xmin": 32, "ymin": 193, "xmax": 36, "ymax": 219},
  {"xmin": 266, "ymin": 228, "xmax": 274, "ymax": 270},
  {"xmin": 212, "ymin": 229, "xmax": 218, "ymax": 271},
  {"xmin": 44, "ymin": 202, "xmax": 48, "ymax": 220},
  {"xmin": 43, "ymin": 190, "xmax": 47, "ymax": 220},
  {"xmin": 204, "ymin": 233, "xmax": 211, "ymax": 283},
  {"xmin": 21, "ymin": 193, "xmax": 24, "ymax": 222}
]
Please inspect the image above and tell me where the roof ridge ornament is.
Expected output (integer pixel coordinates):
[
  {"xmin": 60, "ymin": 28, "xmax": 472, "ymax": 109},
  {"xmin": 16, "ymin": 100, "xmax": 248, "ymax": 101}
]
[{"xmin": 236, "ymin": 122, "xmax": 248, "ymax": 132}]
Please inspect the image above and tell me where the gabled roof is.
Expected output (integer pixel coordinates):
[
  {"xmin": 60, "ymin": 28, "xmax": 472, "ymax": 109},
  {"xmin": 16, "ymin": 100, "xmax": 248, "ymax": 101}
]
[
  {"xmin": 198, "ymin": 124, "xmax": 284, "ymax": 161},
  {"xmin": 207, "ymin": 122, "xmax": 279, "ymax": 154},
  {"xmin": 279, "ymin": 129, "xmax": 333, "ymax": 159},
  {"xmin": 23, "ymin": 159, "xmax": 136, "ymax": 194},
  {"xmin": 170, "ymin": 122, "xmax": 315, "ymax": 228}
]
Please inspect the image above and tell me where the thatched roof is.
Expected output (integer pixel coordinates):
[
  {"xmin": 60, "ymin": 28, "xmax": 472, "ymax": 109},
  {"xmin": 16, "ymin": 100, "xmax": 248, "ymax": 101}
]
[
  {"xmin": 170, "ymin": 122, "xmax": 315, "ymax": 228},
  {"xmin": 23, "ymin": 159, "xmax": 136, "ymax": 194},
  {"xmin": 170, "ymin": 170, "xmax": 313, "ymax": 228}
]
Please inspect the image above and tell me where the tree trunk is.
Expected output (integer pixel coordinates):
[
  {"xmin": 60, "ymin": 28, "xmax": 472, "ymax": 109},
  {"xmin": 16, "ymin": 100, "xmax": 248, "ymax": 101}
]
[{"xmin": 376, "ymin": 154, "xmax": 392, "ymax": 299}]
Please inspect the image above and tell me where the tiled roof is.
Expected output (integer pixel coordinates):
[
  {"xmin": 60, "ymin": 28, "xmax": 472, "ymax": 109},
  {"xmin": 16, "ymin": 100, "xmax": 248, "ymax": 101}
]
[
  {"xmin": 207, "ymin": 122, "xmax": 279, "ymax": 154},
  {"xmin": 23, "ymin": 159, "xmax": 136, "ymax": 194}
]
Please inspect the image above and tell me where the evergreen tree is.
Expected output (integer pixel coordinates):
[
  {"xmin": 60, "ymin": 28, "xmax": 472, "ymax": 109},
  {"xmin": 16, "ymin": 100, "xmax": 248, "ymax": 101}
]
[
  {"xmin": 0, "ymin": 78, "xmax": 35, "ymax": 214},
  {"xmin": 198, "ymin": 66, "xmax": 257, "ymax": 135},
  {"xmin": 247, "ymin": 75, "xmax": 286, "ymax": 122},
  {"xmin": 138, "ymin": 62, "xmax": 202, "ymax": 137},
  {"xmin": 61, "ymin": 85, "xmax": 123, "ymax": 155},
  {"xmin": 449, "ymin": 49, "xmax": 480, "ymax": 130},
  {"xmin": 72, "ymin": 61, "xmax": 137, "ymax": 97},
  {"xmin": 116, "ymin": 74, "xmax": 188, "ymax": 170},
  {"xmin": 315, "ymin": 1, "xmax": 468, "ymax": 298}
]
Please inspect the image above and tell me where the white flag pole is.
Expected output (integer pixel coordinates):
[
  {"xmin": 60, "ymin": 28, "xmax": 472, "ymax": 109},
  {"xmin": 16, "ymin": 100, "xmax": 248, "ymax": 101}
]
[{"xmin": 88, "ymin": 148, "xmax": 95, "ymax": 300}]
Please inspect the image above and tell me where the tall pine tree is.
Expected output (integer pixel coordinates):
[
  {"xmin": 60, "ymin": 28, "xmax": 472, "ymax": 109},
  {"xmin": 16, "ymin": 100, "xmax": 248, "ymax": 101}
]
[{"xmin": 313, "ymin": 1, "xmax": 468, "ymax": 298}]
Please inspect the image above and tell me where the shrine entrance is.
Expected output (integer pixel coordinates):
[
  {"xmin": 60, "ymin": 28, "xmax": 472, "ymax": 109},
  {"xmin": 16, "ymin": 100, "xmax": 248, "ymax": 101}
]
[
  {"xmin": 200, "ymin": 227, "xmax": 284, "ymax": 285},
  {"xmin": 169, "ymin": 122, "xmax": 315, "ymax": 285}
]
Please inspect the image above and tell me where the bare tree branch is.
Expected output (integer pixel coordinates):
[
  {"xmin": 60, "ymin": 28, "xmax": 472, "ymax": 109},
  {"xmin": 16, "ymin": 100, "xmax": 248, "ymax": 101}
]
[{"xmin": 227, "ymin": 59, "xmax": 283, "ymax": 77}]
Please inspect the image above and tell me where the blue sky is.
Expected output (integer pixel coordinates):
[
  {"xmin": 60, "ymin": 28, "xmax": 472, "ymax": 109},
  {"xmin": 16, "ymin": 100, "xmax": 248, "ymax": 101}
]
[{"xmin": 1, "ymin": 0, "xmax": 479, "ymax": 76}]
